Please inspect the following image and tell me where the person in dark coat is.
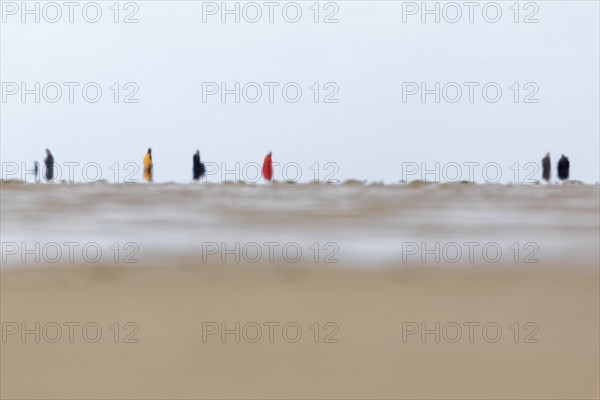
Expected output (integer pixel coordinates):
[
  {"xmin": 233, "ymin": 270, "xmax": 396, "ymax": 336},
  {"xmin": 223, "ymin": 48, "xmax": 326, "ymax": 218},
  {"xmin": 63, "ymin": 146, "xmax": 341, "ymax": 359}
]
[
  {"xmin": 557, "ymin": 154, "xmax": 570, "ymax": 181},
  {"xmin": 541, "ymin": 152, "xmax": 551, "ymax": 183},
  {"xmin": 44, "ymin": 149, "xmax": 54, "ymax": 181},
  {"xmin": 193, "ymin": 150, "xmax": 205, "ymax": 181}
]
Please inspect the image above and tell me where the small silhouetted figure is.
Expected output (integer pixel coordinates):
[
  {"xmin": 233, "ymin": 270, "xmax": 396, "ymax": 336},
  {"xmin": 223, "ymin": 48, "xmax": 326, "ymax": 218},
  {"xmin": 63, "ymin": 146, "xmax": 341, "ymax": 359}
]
[
  {"xmin": 558, "ymin": 154, "xmax": 570, "ymax": 181},
  {"xmin": 262, "ymin": 152, "xmax": 273, "ymax": 182},
  {"xmin": 193, "ymin": 150, "xmax": 205, "ymax": 181},
  {"xmin": 144, "ymin": 148, "xmax": 153, "ymax": 182},
  {"xmin": 541, "ymin": 152, "xmax": 551, "ymax": 182},
  {"xmin": 44, "ymin": 149, "xmax": 54, "ymax": 181},
  {"xmin": 33, "ymin": 161, "xmax": 39, "ymax": 183}
]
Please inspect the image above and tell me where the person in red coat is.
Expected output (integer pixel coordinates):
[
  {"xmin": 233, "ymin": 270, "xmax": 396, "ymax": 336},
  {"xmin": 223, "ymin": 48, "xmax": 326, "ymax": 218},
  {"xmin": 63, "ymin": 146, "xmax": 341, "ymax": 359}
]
[{"xmin": 262, "ymin": 152, "xmax": 273, "ymax": 182}]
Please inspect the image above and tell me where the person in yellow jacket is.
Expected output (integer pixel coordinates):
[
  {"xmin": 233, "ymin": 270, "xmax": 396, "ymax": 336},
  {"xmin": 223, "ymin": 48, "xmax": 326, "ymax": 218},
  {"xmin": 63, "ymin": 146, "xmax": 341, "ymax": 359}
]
[{"xmin": 143, "ymin": 148, "xmax": 153, "ymax": 182}]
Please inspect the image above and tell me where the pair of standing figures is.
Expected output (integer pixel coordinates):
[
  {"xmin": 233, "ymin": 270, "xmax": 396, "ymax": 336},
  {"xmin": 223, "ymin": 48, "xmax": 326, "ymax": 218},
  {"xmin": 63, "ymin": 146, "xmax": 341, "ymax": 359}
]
[
  {"xmin": 542, "ymin": 153, "xmax": 570, "ymax": 182},
  {"xmin": 33, "ymin": 149, "xmax": 54, "ymax": 182}
]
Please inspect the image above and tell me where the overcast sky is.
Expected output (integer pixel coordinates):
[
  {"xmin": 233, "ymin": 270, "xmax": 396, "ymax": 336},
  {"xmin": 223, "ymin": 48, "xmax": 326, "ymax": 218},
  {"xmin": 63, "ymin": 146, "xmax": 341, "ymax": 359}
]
[{"xmin": 1, "ymin": 1, "xmax": 599, "ymax": 183}]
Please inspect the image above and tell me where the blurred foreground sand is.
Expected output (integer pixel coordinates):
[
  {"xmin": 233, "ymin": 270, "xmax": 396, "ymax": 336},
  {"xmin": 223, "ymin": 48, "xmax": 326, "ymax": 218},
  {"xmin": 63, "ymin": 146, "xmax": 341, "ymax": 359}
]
[
  {"xmin": 2, "ymin": 183, "xmax": 599, "ymax": 398},
  {"xmin": 1, "ymin": 263, "xmax": 599, "ymax": 399}
]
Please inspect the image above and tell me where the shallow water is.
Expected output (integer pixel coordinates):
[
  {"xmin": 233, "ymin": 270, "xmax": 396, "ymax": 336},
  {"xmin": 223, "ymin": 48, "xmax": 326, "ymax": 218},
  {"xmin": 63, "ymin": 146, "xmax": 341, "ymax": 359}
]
[{"xmin": 1, "ymin": 182, "xmax": 598, "ymax": 269}]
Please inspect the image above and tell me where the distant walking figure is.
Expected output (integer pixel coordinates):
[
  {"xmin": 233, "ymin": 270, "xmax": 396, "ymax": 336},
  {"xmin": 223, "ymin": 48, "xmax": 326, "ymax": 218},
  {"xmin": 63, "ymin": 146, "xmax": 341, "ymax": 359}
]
[
  {"xmin": 33, "ymin": 161, "xmax": 39, "ymax": 183},
  {"xmin": 44, "ymin": 149, "xmax": 54, "ymax": 181},
  {"xmin": 541, "ymin": 152, "xmax": 551, "ymax": 182},
  {"xmin": 262, "ymin": 152, "xmax": 273, "ymax": 182},
  {"xmin": 144, "ymin": 148, "xmax": 153, "ymax": 182},
  {"xmin": 557, "ymin": 154, "xmax": 570, "ymax": 181},
  {"xmin": 193, "ymin": 150, "xmax": 205, "ymax": 181}
]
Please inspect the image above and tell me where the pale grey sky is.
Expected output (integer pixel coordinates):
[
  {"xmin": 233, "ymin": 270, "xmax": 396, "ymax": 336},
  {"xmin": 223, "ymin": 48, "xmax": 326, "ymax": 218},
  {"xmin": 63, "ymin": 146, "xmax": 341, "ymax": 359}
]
[{"xmin": 1, "ymin": 1, "xmax": 599, "ymax": 183}]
